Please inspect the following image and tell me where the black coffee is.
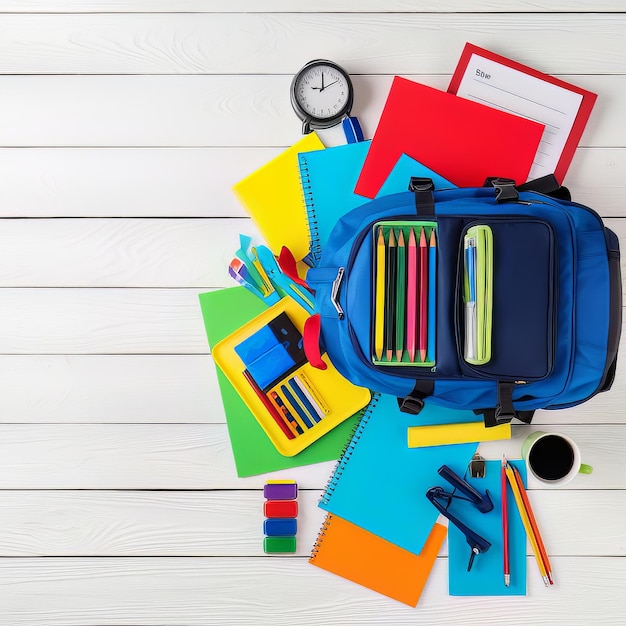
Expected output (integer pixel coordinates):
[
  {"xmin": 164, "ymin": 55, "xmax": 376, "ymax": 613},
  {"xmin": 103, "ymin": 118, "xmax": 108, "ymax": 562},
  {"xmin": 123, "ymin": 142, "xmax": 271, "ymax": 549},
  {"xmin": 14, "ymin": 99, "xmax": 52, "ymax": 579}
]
[{"xmin": 528, "ymin": 435, "xmax": 575, "ymax": 481}]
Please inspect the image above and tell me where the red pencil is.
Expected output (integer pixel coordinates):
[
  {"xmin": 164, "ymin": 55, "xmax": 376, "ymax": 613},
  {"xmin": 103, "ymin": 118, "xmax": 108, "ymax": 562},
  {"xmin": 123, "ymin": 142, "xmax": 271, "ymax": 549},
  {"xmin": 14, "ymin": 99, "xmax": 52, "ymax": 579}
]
[
  {"xmin": 242, "ymin": 370, "xmax": 295, "ymax": 440},
  {"xmin": 418, "ymin": 227, "xmax": 428, "ymax": 362},
  {"xmin": 502, "ymin": 455, "xmax": 510, "ymax": 587},
  {"xmin": 406, "ymin": 227, "xmax": 418, "ymax": 362}
]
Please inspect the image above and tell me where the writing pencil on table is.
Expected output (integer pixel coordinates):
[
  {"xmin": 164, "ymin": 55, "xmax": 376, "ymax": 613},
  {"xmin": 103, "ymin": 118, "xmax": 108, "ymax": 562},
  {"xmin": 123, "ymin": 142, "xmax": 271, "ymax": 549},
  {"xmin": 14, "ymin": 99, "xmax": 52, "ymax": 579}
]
[
  {"xmin": 510, "ymin": 462, "xmax": 554, "ymax": 585},
  {"xmin": 374, "ymin": 226, "xmax": 386, "ymax": 361},
  {"xmin": 406, "ymin": 227, "xmax": 418, "ymax": 362},
  {"xmin": 418, "ymin": 227, "xmax": 428, "ymax": 362},
  {"xmin": 385, "ymin": 228, "xmax": 397, "ymax": 362},
  {"xmin": 505, "ymin": 461, "xmax": 550, "ymax": 586},
  {"xmin": 395, "ymin": 229, "xmax": 406, "ymax": 362},
  {"xmin": 427, "ymin": 228, "xmax": 436, "ymax": 363}
]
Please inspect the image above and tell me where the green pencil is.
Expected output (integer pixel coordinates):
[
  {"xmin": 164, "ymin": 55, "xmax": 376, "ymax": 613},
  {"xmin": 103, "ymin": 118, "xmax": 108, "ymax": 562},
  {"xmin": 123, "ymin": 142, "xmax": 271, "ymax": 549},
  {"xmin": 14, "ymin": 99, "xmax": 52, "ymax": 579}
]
[{"xmin": 395, "ymin": 229, "xmax": 406, "ymax": 362}]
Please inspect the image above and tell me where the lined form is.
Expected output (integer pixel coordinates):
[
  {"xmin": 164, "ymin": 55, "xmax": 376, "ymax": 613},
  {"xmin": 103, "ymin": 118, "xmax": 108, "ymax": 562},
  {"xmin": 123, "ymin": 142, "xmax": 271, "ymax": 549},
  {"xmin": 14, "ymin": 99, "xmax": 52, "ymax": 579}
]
[{"xmin": 454, "ymin": 53, "xmax": 584, "ymax": 181}]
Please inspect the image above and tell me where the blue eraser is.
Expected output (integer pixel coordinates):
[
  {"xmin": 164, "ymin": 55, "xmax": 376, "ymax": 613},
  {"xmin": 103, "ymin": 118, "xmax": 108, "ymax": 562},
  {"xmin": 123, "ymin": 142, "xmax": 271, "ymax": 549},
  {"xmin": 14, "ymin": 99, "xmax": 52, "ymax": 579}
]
[{"xmin": 263, "ymin": 518, "xmax": 297, "ymax": 537}]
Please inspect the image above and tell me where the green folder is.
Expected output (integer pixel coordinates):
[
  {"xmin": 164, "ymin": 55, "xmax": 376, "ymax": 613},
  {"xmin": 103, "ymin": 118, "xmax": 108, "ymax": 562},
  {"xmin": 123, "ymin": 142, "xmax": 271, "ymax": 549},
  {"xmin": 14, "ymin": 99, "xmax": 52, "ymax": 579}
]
[{"xmin": 199, "ymin": 287, "xmax": 360, "ymax": 477}]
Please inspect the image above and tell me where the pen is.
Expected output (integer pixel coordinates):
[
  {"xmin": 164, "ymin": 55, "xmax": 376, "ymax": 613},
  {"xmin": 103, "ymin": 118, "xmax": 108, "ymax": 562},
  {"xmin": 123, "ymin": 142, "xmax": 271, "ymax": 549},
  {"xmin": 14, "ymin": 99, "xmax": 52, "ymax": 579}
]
[
  {"xmin": 502, "ymin": 455, "xmax": 510, "ymax": 587},
  {"xmin": 242, "ymin": 370, "xmax": 295, "ymax": 440},
  {"xmin": 269, "ymin": 391, "xmax": 304, "ymax": 435},
  {"xmin": 505, "ymin": 462, "xmax": 550, "ymax": 586},
  {"xmin": 510, "ymin": 462, "xmax": 553, "ymax": 585}
]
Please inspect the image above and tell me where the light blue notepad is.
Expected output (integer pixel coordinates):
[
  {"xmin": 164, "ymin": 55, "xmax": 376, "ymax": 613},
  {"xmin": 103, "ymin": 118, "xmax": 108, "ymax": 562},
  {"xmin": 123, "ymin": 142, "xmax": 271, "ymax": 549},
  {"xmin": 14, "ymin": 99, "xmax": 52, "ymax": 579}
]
[
  {"xmin": 318, "ymin": 393, "xmax": 478, "ymax": 555},
  {"xmin": 298, "ymin": 140, "xmax": 454, "ymax": 263},
  {"xmin": 448, "ymin": 459, "xmax": 527, "ymax": 596}
]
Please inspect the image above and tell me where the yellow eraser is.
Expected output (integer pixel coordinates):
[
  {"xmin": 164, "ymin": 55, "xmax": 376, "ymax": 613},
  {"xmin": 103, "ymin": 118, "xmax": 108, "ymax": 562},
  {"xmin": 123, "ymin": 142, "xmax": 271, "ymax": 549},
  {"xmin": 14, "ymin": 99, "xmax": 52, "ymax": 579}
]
[
  {"xmin": 407, "ymin": 421, "xmax": 511, "ymax": 448},
  {"xmin": 266, "ymin": 479, "xmax": 296, "ymax": 484}
]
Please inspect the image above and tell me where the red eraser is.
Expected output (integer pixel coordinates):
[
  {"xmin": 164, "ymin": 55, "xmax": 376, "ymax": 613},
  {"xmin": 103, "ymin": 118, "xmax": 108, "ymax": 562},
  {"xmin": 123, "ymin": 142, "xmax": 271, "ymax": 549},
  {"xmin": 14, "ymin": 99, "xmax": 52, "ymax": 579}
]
[{"xmin": 264, "ymin": 499, "xmax": 298, "ymax": 518}]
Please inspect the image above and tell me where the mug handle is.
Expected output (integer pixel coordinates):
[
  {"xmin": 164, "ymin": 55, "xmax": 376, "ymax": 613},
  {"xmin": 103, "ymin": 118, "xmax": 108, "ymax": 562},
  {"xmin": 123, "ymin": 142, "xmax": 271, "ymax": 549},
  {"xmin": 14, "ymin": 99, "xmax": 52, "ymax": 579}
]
[{"xmin": 579, "ymin": 463, "xmax": 593, "ymax": 475}]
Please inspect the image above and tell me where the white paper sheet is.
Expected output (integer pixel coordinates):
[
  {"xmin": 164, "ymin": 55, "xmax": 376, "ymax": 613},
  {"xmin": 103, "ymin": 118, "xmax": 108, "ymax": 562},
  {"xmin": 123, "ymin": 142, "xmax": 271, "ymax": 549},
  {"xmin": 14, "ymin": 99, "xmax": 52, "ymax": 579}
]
[{"xmin": 455, "ymin": 53, "xmax": 583, "ymax": 180}]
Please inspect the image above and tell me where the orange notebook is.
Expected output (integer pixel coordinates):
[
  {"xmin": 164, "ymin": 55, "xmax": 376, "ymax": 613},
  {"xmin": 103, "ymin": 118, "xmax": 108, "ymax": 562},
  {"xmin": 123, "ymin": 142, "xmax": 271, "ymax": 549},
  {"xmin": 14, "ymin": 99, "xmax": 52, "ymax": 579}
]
[{"xmin": 309, "ymin": 514, "xmax": 446, "ymax": 607}]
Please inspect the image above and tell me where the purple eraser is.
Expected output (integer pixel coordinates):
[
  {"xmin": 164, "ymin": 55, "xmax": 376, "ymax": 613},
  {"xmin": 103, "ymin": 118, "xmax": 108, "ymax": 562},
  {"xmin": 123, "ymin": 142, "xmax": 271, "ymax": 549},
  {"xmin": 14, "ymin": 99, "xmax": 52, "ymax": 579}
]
[{"xmin": 263, "ymin": 482, "xmax": 298, "ymax": 500}]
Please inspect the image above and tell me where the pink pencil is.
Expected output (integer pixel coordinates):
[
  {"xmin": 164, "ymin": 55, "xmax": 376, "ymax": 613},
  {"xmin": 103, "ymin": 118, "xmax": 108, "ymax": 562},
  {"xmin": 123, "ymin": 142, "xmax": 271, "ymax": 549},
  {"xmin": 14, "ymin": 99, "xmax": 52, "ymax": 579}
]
[
  {"xmin": 406, "ymin": 228, "xmax": 418, "ymax": 362},
  {"xmin": 419, "ymin": 227, "xmax": 428, "ymax": 361}
]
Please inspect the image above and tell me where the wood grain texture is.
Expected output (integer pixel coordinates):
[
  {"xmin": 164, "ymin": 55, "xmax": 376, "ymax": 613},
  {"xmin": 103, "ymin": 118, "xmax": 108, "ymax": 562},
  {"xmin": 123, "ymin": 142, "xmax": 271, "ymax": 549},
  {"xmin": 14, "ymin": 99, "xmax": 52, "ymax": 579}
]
[
  {"xmin": 0, "ymin": 353, "xmax": 624, "ymax": 425},
  {"xmin": 0, "ymin": 489, "xmax": 621, "ymax": 557},
  {"xmin": 0, "ymin": 423, "xmax": 620, "ymax": 490},
  {"xmin": 0, "ymin": 74, "xmax": 622, "ymax": 147},
  {"xmin": 0, "ymin": 147, "xmax": 625, "ymax": 218},
  {"xmin": 0, "ymin": 14, "xmax": 625, "ymax": 75},
  {"xmin": 0, "ymin": 557, "xmax": 625, "ymax": 626},
  {"xmin": 2, "ymin": 1, "xmax": 625, "ymax": 12},
  {"xmin": 0, "ymin": 355, "xmax": 221, "ymax": 423}
]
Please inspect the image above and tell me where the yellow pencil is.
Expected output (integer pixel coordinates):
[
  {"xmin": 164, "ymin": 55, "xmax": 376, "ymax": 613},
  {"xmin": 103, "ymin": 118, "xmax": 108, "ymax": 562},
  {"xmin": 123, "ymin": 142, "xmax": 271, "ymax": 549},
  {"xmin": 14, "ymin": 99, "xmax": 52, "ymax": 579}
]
[
  {"xmin": 374, "ymin": 226, "xmax": 386, "ymax": 361},
  {"xmin": 504, "ymin": 462, "xmax": 550, "ymax": 586}
]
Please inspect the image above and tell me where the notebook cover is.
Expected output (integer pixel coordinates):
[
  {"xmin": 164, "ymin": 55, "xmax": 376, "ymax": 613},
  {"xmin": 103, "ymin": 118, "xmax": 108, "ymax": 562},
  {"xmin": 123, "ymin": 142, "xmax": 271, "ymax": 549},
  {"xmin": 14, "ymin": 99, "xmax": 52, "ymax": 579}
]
[
  {"xmin": 448, "ymin": 459, "xmax": 527, "ymax": 596},
  {"xmin": 354, "ymin": 77, "xmax": 545, "ymax": 198},
  {"xmin": 232, "ymin": 133, "xmax": 324, "ymax": 262},
  {"xmin": 310, "ymin": 514, "xmax": 446, "ymax": 607},
  {"xmin": 318, "ymin": 392, "xmax": 478, "ymax": 555},
  {"xmin": 298, "ymin": 140, "xmax": 454, "ymax": 263},
  {"xmin": 199, "ymin": 287, "xmax": 361, "ymax": 476}
]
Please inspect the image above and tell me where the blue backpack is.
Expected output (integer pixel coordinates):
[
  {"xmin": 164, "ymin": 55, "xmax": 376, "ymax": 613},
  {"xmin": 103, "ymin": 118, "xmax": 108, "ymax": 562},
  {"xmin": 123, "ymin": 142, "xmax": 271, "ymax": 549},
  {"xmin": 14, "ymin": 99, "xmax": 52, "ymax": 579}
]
[{"xmin": 303, "ymin": 176, "xmax": 621, "ymax": 426}]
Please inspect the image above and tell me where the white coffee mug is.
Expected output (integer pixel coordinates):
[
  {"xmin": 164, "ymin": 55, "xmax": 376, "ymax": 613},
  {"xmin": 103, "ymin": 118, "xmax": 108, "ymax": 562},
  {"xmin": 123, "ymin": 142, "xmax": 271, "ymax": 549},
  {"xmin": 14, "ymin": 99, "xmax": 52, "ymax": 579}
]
[{"xmin": 521, "ymin": 431, "xmax": 592, "ymax": 487}]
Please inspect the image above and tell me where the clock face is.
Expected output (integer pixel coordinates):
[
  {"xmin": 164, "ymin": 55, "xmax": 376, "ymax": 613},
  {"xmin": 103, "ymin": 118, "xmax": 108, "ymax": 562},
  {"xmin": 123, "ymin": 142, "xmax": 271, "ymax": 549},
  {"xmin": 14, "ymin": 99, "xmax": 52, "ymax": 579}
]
[{"xmin": 293, "ymin": 63, "xmax": 351, "ymax": 121}]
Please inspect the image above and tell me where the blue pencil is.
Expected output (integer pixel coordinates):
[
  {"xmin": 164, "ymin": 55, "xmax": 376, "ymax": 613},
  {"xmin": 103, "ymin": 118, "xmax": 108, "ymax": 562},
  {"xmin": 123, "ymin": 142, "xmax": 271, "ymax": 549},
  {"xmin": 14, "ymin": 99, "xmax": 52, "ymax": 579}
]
[
  {"xmin": 427, "ymin": 228, "xmax": 437, "ymax": 363},
  {"xmin": 280, "ymin": 384, "xmax": 314, "ymax": 429}
]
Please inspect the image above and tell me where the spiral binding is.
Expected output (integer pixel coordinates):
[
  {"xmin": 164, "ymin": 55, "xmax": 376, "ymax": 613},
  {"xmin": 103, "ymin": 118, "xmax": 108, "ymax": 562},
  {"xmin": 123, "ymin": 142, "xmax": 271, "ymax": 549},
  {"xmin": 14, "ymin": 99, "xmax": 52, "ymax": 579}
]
[
  {"xmin": 298, "ymin": 154, "xmax": 322, "ymax": 263},
  {"xmin": 317, "ymin": 392, "xmax": 380, "ymax": 507},
  {"xmin": 309, "ymin": 512, "xmax": 334, "ymax": 561}
]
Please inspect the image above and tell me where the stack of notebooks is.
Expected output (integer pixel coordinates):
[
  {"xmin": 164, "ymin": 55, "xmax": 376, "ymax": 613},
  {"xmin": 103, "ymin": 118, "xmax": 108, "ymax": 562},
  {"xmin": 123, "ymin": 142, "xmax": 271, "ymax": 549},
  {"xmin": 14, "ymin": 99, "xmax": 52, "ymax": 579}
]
[{"xmin": 206, "ymin": 42, "xmax": 598, "ymax": 607}]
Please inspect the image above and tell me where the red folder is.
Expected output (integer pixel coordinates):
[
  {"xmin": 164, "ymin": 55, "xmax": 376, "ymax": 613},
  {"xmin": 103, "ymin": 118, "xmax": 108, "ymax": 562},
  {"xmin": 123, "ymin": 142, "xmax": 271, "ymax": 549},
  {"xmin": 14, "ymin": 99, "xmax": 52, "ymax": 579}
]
[{"xmin": 354, "ymin": 77, "xmax": 545, "ymax": 199}]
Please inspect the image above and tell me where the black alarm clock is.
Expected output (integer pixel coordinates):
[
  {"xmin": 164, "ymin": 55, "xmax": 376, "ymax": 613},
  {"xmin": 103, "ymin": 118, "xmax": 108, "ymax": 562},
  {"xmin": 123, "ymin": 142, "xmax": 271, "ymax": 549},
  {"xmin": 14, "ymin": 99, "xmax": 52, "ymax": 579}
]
[{"xmin": 290, "ymin": 59, "xmax": 355, "ymax": 134}]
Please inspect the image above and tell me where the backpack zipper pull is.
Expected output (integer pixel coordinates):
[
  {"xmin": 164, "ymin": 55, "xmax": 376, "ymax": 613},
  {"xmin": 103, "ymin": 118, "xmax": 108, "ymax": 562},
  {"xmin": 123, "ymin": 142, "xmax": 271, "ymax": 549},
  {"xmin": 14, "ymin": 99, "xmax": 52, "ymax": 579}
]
[{"xmin": 331, "ymin": 267, "xmax": 345, "ymax": 319}]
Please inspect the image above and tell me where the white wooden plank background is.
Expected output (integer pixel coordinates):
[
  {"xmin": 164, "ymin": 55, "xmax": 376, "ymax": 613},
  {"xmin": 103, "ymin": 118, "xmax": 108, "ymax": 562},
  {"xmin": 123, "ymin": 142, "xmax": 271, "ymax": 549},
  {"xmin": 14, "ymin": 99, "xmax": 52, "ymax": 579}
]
[{"xmin": 1, "ymin": 4, "xmax": 625, "ymax": 625}]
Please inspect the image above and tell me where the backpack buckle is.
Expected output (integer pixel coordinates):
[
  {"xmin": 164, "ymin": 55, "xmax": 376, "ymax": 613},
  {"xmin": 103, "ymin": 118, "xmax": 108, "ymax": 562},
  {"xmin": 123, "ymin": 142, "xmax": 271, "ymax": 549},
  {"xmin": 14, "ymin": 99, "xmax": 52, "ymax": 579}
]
[
  {"xmin": 399, "ymin": 395, "xmax": 425, "ymax": 415},
  {"xmin": 489, "ymin": 177, "xmax": 519, "ymax": 203},
  {"xmin": 408, "ymin": 177, "xmax": 434, "ymax": 192}
]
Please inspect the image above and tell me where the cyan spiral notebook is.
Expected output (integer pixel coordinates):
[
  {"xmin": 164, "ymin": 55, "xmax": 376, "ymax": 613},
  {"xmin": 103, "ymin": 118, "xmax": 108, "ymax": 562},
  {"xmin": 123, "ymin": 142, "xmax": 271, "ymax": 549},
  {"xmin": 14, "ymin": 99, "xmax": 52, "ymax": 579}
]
[
  {"xmin": 318, "ymin": 392, "xmax": 477, "ymax": 555},
  {"xmin": 298, "ymin": 140, "xmax": 454, "ymax": 263},
  {"xmin": 447, "ymin": 459, "xmax": 527, "ymax": 596}
]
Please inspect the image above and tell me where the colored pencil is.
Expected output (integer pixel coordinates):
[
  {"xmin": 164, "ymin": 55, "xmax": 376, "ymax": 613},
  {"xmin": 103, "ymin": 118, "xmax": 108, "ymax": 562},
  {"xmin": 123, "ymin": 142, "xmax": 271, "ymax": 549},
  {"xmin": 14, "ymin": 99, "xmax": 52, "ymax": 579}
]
[
  {"xmin": 280, "ymin": 384, "xmax": 314, "ymax": 429},
  {"xmin": 427, "ymin": 228, "xmax": 437, "ymax": 363},
  {"xmin": 374, "ymin": 226, "xmax": 386, "ymax": 361},
  {"xmin": 502, "ymin": 455, "xmax": 510, "ymax": 587},
  {"xmin": 510, "ymin": 462, "xmax": 554, "ymax": 585},
  {"xmin": 418, "ymin": 227, "xmax": 428, "ymax": 362},
  {"xmin": 505, "ymin": 462, "xmax": 550, "ymax": 586},
  {"xmin": 395, "ymin": 229, "xmax": 406, "ymax": 362},
  {"xmin": 269, "ymin": 391, "xmax": 304, "ymax": 435},
  {"xmin": 385, "ymin": 228, "xmax": 397, "ymax": 362},
  {"xmin": 406, "ymin": 227, "xmax": 418, "ymax": 362},
  {"xmin": 242, "ymin": 370, "xmax": 295, "ymax": 440}
]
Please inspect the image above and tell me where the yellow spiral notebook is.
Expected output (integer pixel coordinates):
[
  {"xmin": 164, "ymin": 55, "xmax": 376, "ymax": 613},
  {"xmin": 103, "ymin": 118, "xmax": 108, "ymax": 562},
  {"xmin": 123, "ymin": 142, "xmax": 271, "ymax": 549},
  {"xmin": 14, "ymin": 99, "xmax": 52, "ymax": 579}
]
[{"xmin": 232, "ymin": 133, "xmax": 325, "ymax": 263}]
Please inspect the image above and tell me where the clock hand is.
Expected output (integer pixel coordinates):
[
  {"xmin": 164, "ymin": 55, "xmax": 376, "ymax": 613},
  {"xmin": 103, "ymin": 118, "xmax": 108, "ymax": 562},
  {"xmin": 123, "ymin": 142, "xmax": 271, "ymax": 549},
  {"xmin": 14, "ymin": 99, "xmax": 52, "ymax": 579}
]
[
  {"xmin": 321, "ymin": 72, "xmax": 325, "ymax": 91},
  {"xmin": 323, "ymin": 79, "xmax": 339, "ymax": 89}
]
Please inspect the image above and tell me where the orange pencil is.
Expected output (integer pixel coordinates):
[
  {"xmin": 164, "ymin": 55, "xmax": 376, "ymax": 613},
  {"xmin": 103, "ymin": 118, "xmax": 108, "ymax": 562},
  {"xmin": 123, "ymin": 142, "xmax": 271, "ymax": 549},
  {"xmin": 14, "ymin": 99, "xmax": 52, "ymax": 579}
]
[
  {"xmin": 418, "ymin": 227, "xmax": 428, "ymax": 362},
  {"xmin": 510, "ymin": 463, "xmax": 554, "ymax": 585},
  {"xmin": 406, "ymin": 227, "xmax": 418, "ymax": 362}
]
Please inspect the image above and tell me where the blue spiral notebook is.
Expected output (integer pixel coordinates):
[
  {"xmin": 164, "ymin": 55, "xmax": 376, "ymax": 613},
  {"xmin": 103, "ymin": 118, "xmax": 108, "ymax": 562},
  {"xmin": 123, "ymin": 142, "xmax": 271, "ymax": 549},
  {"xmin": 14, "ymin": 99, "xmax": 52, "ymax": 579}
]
[
  {"xmin": 318, "ymin": 393, "xmax": 478, "ymax": 556},
  {"xmin": 298, "ymin": 140, "xmax": 454, "ymax": 263}
]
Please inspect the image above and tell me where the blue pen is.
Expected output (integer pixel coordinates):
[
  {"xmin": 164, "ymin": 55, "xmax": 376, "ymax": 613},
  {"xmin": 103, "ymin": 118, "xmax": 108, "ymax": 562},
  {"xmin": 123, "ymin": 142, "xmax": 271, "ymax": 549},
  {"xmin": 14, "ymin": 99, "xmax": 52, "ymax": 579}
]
[
  {"xmin": 288, "ymin": 377, "xmax": 323, "ymax": 423},
  {"xmin": 427, "ymin": 228, "xmax": 437, "ymax": 363},
  {"xmin": 280, "ymin": 384, "xmax": 314, "ymax": 429},
  {"xmin": 464, "ymin": 237, "xmax": 477, "ymax": 360}
]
